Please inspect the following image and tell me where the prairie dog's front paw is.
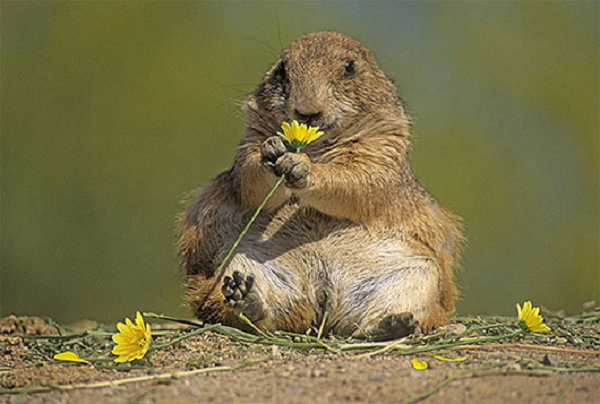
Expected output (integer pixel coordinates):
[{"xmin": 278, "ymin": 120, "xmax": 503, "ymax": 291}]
[
  {"xmin": 261, "ymin": 136, "xmax": 291, "ymax": 170},
  {"xmin": 274, "ymin": 153, "xmax": 311, "ymax": 189}
]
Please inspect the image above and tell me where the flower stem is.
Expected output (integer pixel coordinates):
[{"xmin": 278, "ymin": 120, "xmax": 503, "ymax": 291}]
[
  {"xmin": 212, "ymin": 146, "xmax": 300, "ymax": 280},
  {"xmin": 213, "ymin": 174, "xmax": 285, "ymax": 276},
  {"xmin": 198, "ymin": 146, "xmax": 301, "ymax": 314},
  {"xmin": 452, "ymin": 322, "xmax": 513, "ymax": 340},
  {"xmin": 151, "ymin": 324, "xmax": 223, "ymax": 350}
]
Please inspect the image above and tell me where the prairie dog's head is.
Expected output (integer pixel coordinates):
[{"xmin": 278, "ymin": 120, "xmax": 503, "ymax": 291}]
[{"xmin": 245, "ymin": 32, "xmax": 401, "ymax": 136}]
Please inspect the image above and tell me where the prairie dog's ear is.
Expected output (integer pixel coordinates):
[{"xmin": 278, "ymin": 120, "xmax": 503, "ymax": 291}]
[
  {"xmin": 271, "ymin": 60, "xmax": 286, "ymax": 82},
  {"xmin": 263, "ymin": 59, "xmax": 285, "ymax": 82}
]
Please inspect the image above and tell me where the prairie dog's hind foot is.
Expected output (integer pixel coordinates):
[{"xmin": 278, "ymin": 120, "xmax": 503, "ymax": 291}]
[
  {"xmin": 370, "ymin": 312, "xmax": 420, "ymax": 341},
  {"xmin": 222, "ymin": 271, "xmax": 264, "ymax": 322}
]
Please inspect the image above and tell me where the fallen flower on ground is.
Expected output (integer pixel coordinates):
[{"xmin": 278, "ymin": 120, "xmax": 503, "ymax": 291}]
[
  {"xmin": 111, "ymin": 311, "xmax": 152, "ymax": 363},
  {"xmin": 517, "ymin": 301, "xmax": 551, "ymax": 333}
]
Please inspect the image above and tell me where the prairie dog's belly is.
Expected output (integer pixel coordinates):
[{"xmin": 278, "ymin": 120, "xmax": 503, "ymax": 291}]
[
  {"xmin": 318, "ymin": 225, "xmax": 432, "ymax": 275},
  {"xmin": 234, "ymin": 206, "xmax": 439, "ymax": 326},
  {"xmin": 237, "ymin": 201, "xmax": 425, "ymax": 277}
]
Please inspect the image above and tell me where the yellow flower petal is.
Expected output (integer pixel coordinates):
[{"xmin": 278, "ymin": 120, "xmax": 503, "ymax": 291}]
[
  {"xmin": 292, "ymin": 120, "xmax": 301, "ymax": 133},
  {"xmin": 112, "ymin": 345, "xmax": 136, "ymax": 355},
  {"xmin": 112, "ymin": 334, "xmax": 132, "ymax": 345},
  {"xmin": 117, "ymin": 322, "xmax": 133, "ymax": 337},
  {"xmin": 54, "ymin": 351, "xmax": 89, "ymax": 364},
  {"xmin": 305, "ymin": 127, "xmax": 324, "ymax": 143},
  {"xmin": 433, "ymin": 355, "xmax": 467, "ymax": 362},
  {"xmin": 412, "ymin": 358, "xmax": 428, "ymax": 370},
  {"xmin": 135, "ymin": 311, "xmax": 144, "ymax": 326},
  {"xmin": 523, "ymin": 301, "xmax": 533, "ymax": 315},
  {"xmin": 531, "ymin": 323, "xmax": 551, "ymax": 333},
  {"xmin": 282, "ymin": 123, "xmax": 292, "ymax": 140}
]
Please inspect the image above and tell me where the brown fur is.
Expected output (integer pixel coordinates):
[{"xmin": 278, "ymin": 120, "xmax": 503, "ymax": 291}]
[{"xmin": 177, "ymin": 32, "xmax": 464, "ymax": 335}]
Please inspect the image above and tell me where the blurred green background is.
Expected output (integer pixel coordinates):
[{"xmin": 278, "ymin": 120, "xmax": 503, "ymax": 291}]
[{"xmin": 1, "ymin": 1, "xmax": 598, "ymax": 324}]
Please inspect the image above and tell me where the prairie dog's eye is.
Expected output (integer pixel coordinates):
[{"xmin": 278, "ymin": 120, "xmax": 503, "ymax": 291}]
[
  {"xmin": 344, "ymin": 60, "xmax": 356, "ymax": 77},
  {"xmin": 273, "ymin": 61, "xmax": 286, "ymax": 82}
]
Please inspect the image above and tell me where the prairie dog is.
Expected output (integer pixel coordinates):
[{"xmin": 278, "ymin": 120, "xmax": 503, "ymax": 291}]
[{"xmin": 178, "ymin": 32, "xmax": 463, "ymax": 339}]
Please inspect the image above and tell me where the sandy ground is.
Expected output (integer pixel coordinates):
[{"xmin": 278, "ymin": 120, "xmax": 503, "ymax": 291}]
[{"xmin": 0, "ymin": 315, "xmax": 598, "ymax": 403}]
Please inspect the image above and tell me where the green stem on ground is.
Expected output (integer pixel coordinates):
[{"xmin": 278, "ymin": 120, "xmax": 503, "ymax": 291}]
[
  {"xmin": 81, "ymin": 358, "xmax": 114, "ymax": 363},
  {"xmin": 452, "ymin": 322, "xmax": 513, "ymax": 340},
  {"xmin": 238, "ymin": 313, "xmax": 275, "ymax": 341},
  {"xmin": 142, "ymin": 312, "xmax": 204, "ymax": 328},
  {"xmin": 13, "ymin": 331, "xmax": 110, "ymax": 340},
  {"xmin": 275, "ymin": 330, "xmax": 324, "ymax": 342},
  {"xmin": 236, "ymin": 314, "xmax": 335, "ymax": 352},
  {"xmin": 317, "ymin": 312, "xmax": 328, "ymax": 341},
  {"xmin": 151, "ymin": 324, "xmax": 223, "ymax": 351},
  {"xmin": 343, "ymin": 331, "xmax": 523, "ymax": 354},
  {"xmin": 418, "ymin": 330, "xmax": 447, "ymax": 342}
]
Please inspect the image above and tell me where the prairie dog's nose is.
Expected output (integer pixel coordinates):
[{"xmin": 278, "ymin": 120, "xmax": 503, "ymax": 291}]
[{"xmin": 294, "ymin": 109, "xmax": 323, "ymax": 126}]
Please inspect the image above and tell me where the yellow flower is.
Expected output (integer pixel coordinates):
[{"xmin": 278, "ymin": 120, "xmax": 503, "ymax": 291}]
[
  {"xmin": 412, "ymin": 358, "xmax": 428, "ymax": 370},
  {"xmin": 54, "ymin": 351, "xmax": 89, "ymax": 364},
  {"xmin": 111, "ymin": 311, "xmax": 152, "ymax": 363},
  {"xmin": 517, "ymin": 301, "xmax": 551, "ymax": 333},
  {"xmin": 277, "ymin": 120, "xmax": 324, "ymax": 150}
]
